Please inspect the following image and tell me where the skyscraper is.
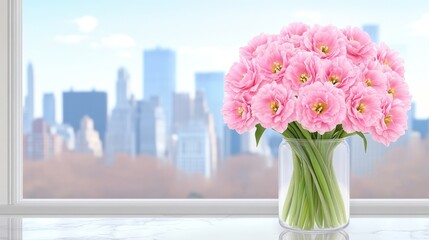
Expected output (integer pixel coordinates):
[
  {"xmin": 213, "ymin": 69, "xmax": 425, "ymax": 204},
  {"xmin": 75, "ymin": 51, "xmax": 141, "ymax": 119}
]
[
  {"xmin": 175, "ymin": 120, "xmax": 213, "ymax": 178},
  {"xmin": 105, "ymin": 68, "xmax": 136, "ymax": 162},
  {"xmin": 362, "ymin": 24, "xmax": 379, "ymax": 43},
  {"xmin": 74, "ymin": 116, "xmax": 103, "ymax": 157},
  {"xmin": 116, "ymin": 68, "xmax": 130, "ymax": 107},
  {"xmin": 43, "ymin": 93, "xmax": 56, "ymax": 126},
  {"xmin": 223, "ymin": 125, "xmax": 242, "ymax": 159},
  {"xmin": 413, "ymin": 119, "xmax": 429, "ymax": 139},
  {"xmin": 194, "ymin": 91, "xmax": 218, "ymax": 171},
  {"xmin": 172, "ymin": 92, "xmax": 193, "ymax": 134},
  {"xmin": 62, "ymin": 90, "xmax": 107, "ymax": 144},
  {"xmin": 143, "ymin": 48, "xmax": 176, "ymax": 133},
  {"xmin": 24, "ymin": 118, "xmax": 63, "ymax": 160},
  {"xmin": 23, "ymin": 63, "xmax": 34, "ymax": 134},
  {"xmin": 195, "ymin": 72, "xmax": 225, "ymax": 140},
  {"xmin": 136, "ymin": 97, "xmax": 166, "ymax": 159},
  {"xmin": 175, "ymin": 91, "xmax": 217, "ymax": 177},
  {"xmin": 407, "ymin": 102, "xmax": 416, "ymax": 139}
]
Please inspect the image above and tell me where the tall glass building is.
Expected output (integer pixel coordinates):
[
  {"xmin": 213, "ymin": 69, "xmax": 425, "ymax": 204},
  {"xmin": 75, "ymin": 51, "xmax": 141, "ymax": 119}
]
[
  {"xmin": 143, "ymin": 48, "xmax": 176, "ymax": 133},
  {"xmin": 136, "ymin": 97, "xmax": 166, "ymax": 159},
  {"xmin": 62, "ymin": 90, "xmax": 107, "ymax": 144},
  {"xmin": 195, "ymin": 72, "xmax": 225, "ymax": 140},
  {"xmin": 23, "ymin": 63, "xmax": 34, "ymax": 134},
  {"xmin": 105, "ymin": 68, "xmax": 136, "ymax": 162},
  {"xmin": 43, "ymin": 93, "xmax": 56, "ymax": 126}
]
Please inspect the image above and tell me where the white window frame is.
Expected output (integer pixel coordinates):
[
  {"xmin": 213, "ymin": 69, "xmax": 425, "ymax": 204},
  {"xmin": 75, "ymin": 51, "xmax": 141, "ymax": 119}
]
[{"xmin": 0, "ymin": 0, "xmax": 428, "ymax": 216}]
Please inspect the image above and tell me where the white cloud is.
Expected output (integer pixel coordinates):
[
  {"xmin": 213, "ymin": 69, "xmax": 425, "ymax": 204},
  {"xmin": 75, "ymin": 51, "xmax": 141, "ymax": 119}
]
[
  {"xmin": 73, "ymin": 16, "xmax": 98, "ymax": 33},
  {"xmin": 90, "ymin": 42, "xmax": 101, "ymax": 49},
  {"xmin": 293, "ymin": 10, "xmax": 321, "ymax": 22},
  {"xmin": 101, "ymin": 34, "xmax": 136, "ymax": 48},
  {"xmin": 178, "ymin": 46, "xmax": 237, "ymax": 68},
  {"xmin": 178, "ymin": 46, "xmax": 236, "ymax": 58},
  {"xmin": 410, "ymin": 13, "xmax": 429, "ymax": 37},
  {"xmin": 117, "ymin": 51, "xmax": 132, "ymax": 59},
  {"xmin": 54, "ymin": 34, "xmax": 88, "ymax": 44}
]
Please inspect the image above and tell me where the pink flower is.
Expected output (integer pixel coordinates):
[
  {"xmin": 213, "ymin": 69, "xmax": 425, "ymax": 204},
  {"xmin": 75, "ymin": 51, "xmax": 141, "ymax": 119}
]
[
  {"xmin": 361, "ymin": 61, "xmax": 388, "ymax": 94},
  {"xmin": 221, "ymin": 94, "xmax": 257, "ymax": 134},
  {"xmin": 370, "ymin": 97, "xmax": 408, "ymax": 146},
  {"xmin": 321, "ymin": 57, "xmax": 358, "ymax": 93},
  {"xmin": 376, "ymin": 42, "xmax": 405, "ymax": 77},
  {"xmin": 256, "ymin": 43, "xmax": 293, "ymax": 83},
  {"xmin": 251, "ymin": 82, "xmax": 296, "ymax": 132},
  {"xmin": 296, "ymin": 82, "xmax": 346, "ymax": 134},
  {"xmin": 284, "ymin": 52, "xmax": 324, "ymax": 94},
  {"xmin": 279, "ymin": 22, "xmax": 309, "ymax": 47},
  {"xmin": 280, "ymin": 22, "xmax": 309, "ymax": 37},
  {"xmin": 224, "ymin": 60, "xmax": 259, "ymax": 95},
  {"xmin": 386, "ymin": 71, "xmax": 411, "ymax": 110},
  {"xmin": 342, "ymin": 26, "xmax": 376, "ymax": 64},
  {"xmin": 239, "ymin": 33, "xmax": 273, "ymax": 61},
  {"xmin": 303, "ymin": 25, "xmax": 346, "ymax": 59},
  {"xmin": 343, "ymin": 85, "xmax": 382, "ymax": 133}
]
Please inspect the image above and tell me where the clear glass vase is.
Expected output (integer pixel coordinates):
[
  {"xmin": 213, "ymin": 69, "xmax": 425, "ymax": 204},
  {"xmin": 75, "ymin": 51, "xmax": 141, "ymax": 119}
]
[{"xmin": 278, "ymin": 138, "xmax": 350, "ymax": 232}]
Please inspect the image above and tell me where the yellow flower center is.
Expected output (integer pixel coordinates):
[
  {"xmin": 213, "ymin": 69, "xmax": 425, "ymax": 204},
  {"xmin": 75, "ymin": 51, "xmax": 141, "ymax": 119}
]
[
  {"xmin": 270, "ymin": 101, "xmax": 279, "ymax": 114},
  {"xmin": 319, "ymin": 45, "xmax": 330, "ymax": 54},
  {"xmin": 299, "ymin": 73, "xmax": 309, "ymax": 83},
  {"xmin": 312, "ymin": 102, "xmax": 327, "ymax": 115},
  {"xmin": 272, "ymin": 62, "xmax": 283, "ymax": 73},
  {"xmin": 357, "ymin": 103, "xmax": 365, "ymax": 113},
  {"xmin": 237, "ymin": 106, "xmax": 244, "ymax": 116},
  {"xmin": 383, "ymin": 60, "xmax": 391, "ymax": 68},
  {"xmin": 384, "ymin": 115, "xmax": 392, "ymax": 126},
  {"xmin": 365, "ymin": 78, "xmax": 372, "ymax": 87},
  {"xmin": 329, "ymin": 75, "xmax": 341, "ymax": 85},
  {"xmin": 388, "ymin": 88, "xmax": 395, "ymax": 96}
]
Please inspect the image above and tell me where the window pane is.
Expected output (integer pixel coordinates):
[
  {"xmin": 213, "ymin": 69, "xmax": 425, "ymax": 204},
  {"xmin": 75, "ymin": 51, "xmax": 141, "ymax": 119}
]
[{"xmin": 22, "ymin": 0, "xmax": 429, "ymax": 198}]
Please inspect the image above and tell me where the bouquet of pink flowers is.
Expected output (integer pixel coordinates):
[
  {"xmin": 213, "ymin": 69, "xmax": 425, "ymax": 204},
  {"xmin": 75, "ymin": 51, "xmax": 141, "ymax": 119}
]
[
  {"xmin": 222, "ymin": 23, "xmax": 411, "ymax": 230},
  {"xmin": 222, "ymin": 22, "xmax": 410, "ymax": 146}
]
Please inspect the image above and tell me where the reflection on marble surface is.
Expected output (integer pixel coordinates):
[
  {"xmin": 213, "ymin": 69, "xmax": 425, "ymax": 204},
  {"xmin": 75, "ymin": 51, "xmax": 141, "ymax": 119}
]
[
  {"xmin": 0, "ymin": 217, "xmax": 428, "ymax": 239},
  {"xmin": 279, "ymin": 230, "xmax": 349, "ymax": 240}
]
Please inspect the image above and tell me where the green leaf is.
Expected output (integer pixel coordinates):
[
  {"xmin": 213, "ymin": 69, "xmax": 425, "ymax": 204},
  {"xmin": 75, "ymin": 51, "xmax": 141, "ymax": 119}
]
[
  {"xmin": 321, "ymin": 127, "xmax": 336, "ymax": 139},
  {"xmin": 255, "ymin": 124, "xmax": 266, "ymax": 147},
  {"xmin": 356, "ymin": 132, "xmax": 368, "ymax": 152}
]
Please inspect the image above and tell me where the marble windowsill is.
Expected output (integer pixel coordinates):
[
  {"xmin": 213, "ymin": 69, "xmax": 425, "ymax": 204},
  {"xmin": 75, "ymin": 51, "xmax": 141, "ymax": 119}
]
[{"xmin": 1, "ymin": 216, "xmax": 429, "ymax": 240}]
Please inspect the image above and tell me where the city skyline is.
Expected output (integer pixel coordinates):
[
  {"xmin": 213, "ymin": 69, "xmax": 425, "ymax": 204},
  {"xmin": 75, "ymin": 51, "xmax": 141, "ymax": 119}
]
[{"xmin": 22, "ymin": 47, "xmax": 228, "ymax": 179}]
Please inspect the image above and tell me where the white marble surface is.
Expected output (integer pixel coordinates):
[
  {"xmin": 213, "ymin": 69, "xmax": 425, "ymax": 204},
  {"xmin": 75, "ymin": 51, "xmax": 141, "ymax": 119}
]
[{"xmin": 0, "ymin": 216, "xmax": 428, "ymax": 239}]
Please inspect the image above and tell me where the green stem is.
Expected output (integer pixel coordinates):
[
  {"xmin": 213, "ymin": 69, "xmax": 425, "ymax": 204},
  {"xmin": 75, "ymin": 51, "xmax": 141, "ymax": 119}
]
[{"xmin": 288, "ymin": 124, "xmax": 338, "ymax": 227}]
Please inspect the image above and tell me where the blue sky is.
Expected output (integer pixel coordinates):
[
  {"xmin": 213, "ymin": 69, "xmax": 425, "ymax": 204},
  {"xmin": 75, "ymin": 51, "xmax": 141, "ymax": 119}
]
[{"xmin": 23, "ymin": 0, "xmax": 429, "ymax": 121}]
